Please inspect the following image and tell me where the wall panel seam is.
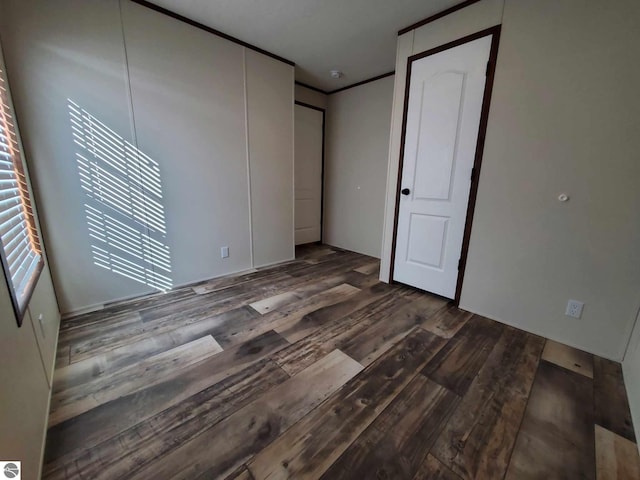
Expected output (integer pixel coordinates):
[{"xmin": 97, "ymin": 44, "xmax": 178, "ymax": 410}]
[{"xmin": 243, "ymin": 48, "xmax": 255, "ymax": 267}]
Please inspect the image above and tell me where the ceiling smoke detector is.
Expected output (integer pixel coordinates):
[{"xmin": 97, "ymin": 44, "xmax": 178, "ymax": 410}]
[{"xmin": 330, "ymin": 70, "xmax": 343, "ymax": 79}]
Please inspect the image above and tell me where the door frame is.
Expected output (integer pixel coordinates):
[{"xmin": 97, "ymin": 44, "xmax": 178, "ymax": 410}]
[
  {"xmin": 294, "ymin": 100, "xmax": 326, "ymax": 243},
  {"xmin": 389, "ymin": 25, "xmax": 502, "ymax": 304}
]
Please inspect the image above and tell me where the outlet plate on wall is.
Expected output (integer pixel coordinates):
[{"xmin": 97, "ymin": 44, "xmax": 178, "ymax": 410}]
[
  {"xmin": 221, "ymin": 246, "xmax": 229, "ymax": 259},
  {"xmin": 566, "ymin": 299, "xmax": 584, "ymax": 319}
]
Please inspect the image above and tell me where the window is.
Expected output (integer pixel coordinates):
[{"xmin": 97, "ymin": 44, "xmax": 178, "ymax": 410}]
[{"xmin": 0, "ymin": 51, "xmax": 43, "ymax": 326}]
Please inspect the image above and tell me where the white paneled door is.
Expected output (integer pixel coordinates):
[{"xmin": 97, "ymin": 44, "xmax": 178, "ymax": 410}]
[
  {"xmin": 294, "ymin": 104, "xmax": 324, "ymax": 245},
  {"xmin": 393, "ymin": 35, "xmax": 493, "ymax": 298}
]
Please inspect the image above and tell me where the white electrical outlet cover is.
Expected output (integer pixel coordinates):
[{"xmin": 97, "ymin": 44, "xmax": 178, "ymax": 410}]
[{"xmin": 565, "ymin": 300, "xmax": 584, "ymax": 319}]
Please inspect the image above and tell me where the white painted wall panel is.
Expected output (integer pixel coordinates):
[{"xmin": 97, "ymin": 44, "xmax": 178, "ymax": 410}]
[
  {"xmin": 295, "ymin": 84, "xmax": 328, "ymax": 109},
  {"xmin": 122, "ymin": 1, "xmax": 252, "ymax": 287},
  {"xmin": 411, "ymin": 0, "xmax": 504, "ymax": 55},
  {"xmin": 0, "ymin": 0, "xmax": 147, "ymax": 312},
  {"xmin": 0, "ymin": 7, "xmax": 61, "ymax": 476},
  {"xmin": 246, "ymin": 50, "xmax": 295, "ymax": 266},
  {"xmin": 461, "ymin": 0, "xmax": 640, "ymax": 361},
  {"xmin": 27, "ymin": 267, "xmax": 61, "ymax": 387},
  {"xmin": 0, "ymin": 282, "xmax": 51, "ymax": 480},
  {"xmin": 325, "ymin": 76, "xmax": 394, "ymax": 258},
  {"xmin": 1, "ymin": 0, "xmax": 295, "ymax": 313}
]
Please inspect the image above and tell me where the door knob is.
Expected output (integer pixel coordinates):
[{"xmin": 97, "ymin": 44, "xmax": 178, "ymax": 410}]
[{"xmin": 401, "ymin": 188, "xmax": 410, "ymax": 195}]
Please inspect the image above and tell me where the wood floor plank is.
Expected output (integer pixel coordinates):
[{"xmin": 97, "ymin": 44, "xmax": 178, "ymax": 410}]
[
  {"xmin": 296, "ymin": 245, "xmax": 336, "ymax": 261},
  {"xmin": 304, "ymin": 254, "xmax": 335, "ymax": 264},
  {"xmin": 353, "ymin": 261, "xmax": 379, "ymax": 275},
  {"xmin": 344, "ymin": 270, "xmax": 381, "ymax": 289},
  {"xmin": 54, "ymin": 345, "xmax": 70, "ymax": 369},
  {"xmin": 54, "ymin": 309, "xmax": 255, "ymax": 393},
  {"xmin": 60, "ymin": 250, "xmax": 349, "ymax": 336},
  {"xmin": 58, "ymin": 312, "xmax": 143, "ymax": 351},
  {"xmin": 138, "ymin": 273, "xmax": 296, "ymax": 324},
  {"xmin": 320, "ymin": 374, "xmax": 460, "ymax": 479},
  {"xmin": 220, "ymin": 283, "xmax": 361, "ymax": 347},
  {"xmin": 422, "ymin": 315, "xmax": 504, "ymax": 396},
  {"xmin": 290, "ymin": 247, "xmax": 355, "ymax": 267},
  {"xmin": 541, "ymin": 339, "xmax": 594, "ymax": 378},
  {"xmin": 245, "ymin": 269, "xmax": 368, "ymax": 318},
  {"xmin": 275, "ymin": 283, "xmax": 390, "ymax": 343},
  {"xmin": 45, "ymin": 359, "xmax": 290, "ymax": 480},
  {"xmin": 299, "ymin": 247, "xmax": 348, "ymax": 265},
  {"xmin": 207, "ymin": 271, "xmax": 368, "ymax": 348},
  {"xmin": 340, "ymin": 292, "xmax": 448, "ymax": 366},
  {"xmin": 191, "ymin": 267, "xmax": 291, "ymax": 295},
  {"xmin": 431, "ymin": 326, "xmax": 545, "ymax": 479},
  {"xmin": 45, "ymin": 244, "xmax": 637, "ymax": 480},
  {"xmin": 421, "ymin": 304, "xmax": 472, "ymax": 339},
  {"xmin": 151, "ymin": 264, "xmax": 363, "ymax": 321},
  {"xmin": 44, "ymin": 330, "xmax": 288, "ymax": 464},
  {"xmin": 66, "ymin": 267, "xmax": 326, "ymax": 363},
  {"xmin": 192, "ymin": 257, "xmax": 340, "ymax": 295},
  {"xmin": 273, "ymin": 285, "xmax": 417, "ymax": 376},
  {"xmin": 117, "ymin": 279, "xmax": 276, "ymax": 328},
  {"xmin": 247, "ymin": 328, "xmax": 447, "ymax": 480},
  {"xmin": 49, "ymin": 335, "xmax": 223, "ymax": 426},
  {"xmin": 594, "ymin": 356, "xmax": 636, "ymax": 442},
  {"xmin": 221, "ymin": 466, "xmax": 255, "ymax": 480},
  {"xmin": 65, "ymin": 288, "xmax": 267, "ymax": 362},
  {"xmin": 59, "ymin": 289, "xmax": 194, "ymax": 333},
  {"xmin": 127, "ymin": 349, "xmax": 363, "ymax": 480},
  {"xmin": 288, "ymin": 250, "xmax": 371, "ymax": 274},
  {"xmin": 595, "ymin": 424, "xmax": 640, "ymax": 480},
  {"xmin": 287, "ymin": 253, "xmax": 371, "ymax": 282},
  {"xmin": 504, "ymin": 360, "xmax": 595, "ymax": 480},
  {"xmin": 249, "ymin": 291, "xmax": 301, "ymax": 314},
  {"xmin": 413, "ymin": 454, "xmax": 462, "ymax": 480}
]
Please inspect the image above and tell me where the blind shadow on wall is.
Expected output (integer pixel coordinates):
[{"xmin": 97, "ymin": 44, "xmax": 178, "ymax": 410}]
[{"xmin": 68, "ymin": 99, "xmax": 172, "ymax": 291}]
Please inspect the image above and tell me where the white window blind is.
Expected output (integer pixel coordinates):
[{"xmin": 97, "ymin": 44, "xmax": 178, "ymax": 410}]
[{"xmin": 0, "ymin": 55, "xmax": 43, "ymax": 323}]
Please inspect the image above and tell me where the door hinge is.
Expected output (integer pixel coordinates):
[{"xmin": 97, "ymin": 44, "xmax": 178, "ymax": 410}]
[
  {"xmin": 486, "ymin": 61, "xmax": 490, "ymax": 76},
  {"xmin": 458, "ymin": 258, "xmax": 462, "ymax": 270},
  {"xmin": 471, "ymin": 167, "xmax": 477, "ymax": 182}
]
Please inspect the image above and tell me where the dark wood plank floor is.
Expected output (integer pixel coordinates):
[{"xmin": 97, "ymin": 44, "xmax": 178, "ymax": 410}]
[{"xmin": 44, "ymin": 244, "xmax": 640, "ymax": 479}]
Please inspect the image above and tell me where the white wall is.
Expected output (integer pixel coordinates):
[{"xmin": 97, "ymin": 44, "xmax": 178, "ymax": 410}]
[
  {"xmin": 295, "ymin": 84, "xmax": 328, "ymax": 110},
  {"xmin": 0, "ymin": 283, "xmax": 52, "ymax": 480},
  {"xmin": 0, "ymin": 20, "xmax": 61, "ymax": 479},
  {"xmin": 1, "ymin": 0, "xmax": 294, "ymax": 314},
  {"xmin": 121, "ymin": 1, "xmax": 253, "ymax": 284},
  {"xmin": 0, "ymin": 266, "xmax": 60, "ymax": 480},
  {"xmin": 246, "ymin": 49, "xmax": 295, "ymax": 266},
  {"xmin": 324, "ymin": 77, "xmax": 394, "ymax": 258},
  {"xmin": 1, "ymin": 0, "xmax": 143, "ymax": 313},
  {"xmin": 26, "ymin": 267, "xmax": 61, "ymax": 387},
  {"xmin": 380, "ymin": 0, "xmax": 640, "ymax": 361}
]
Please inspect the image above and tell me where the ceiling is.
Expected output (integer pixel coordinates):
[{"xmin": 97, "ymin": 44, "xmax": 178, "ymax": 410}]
[{"xmin": 145, "ymin": 0, "xmax": 461, "ymax": 92}]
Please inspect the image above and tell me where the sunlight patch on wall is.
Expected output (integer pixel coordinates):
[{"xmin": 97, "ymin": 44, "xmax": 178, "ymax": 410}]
[{"xmin": 68, "ymin": 99, "xmax": 172, "ymax": 291}]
